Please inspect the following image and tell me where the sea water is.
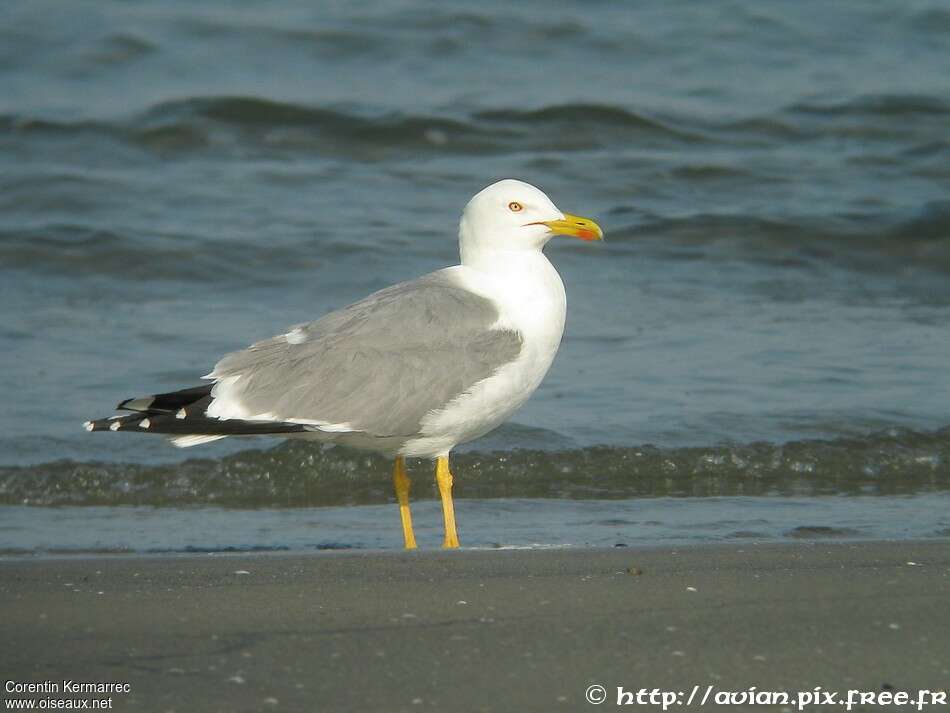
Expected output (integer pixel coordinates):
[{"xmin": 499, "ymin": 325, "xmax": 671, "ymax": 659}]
[{"xmin": 2, "ymin": 1, "xmax": 949, "ymax": 552}]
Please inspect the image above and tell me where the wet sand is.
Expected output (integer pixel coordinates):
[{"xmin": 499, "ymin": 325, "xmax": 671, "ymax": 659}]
[{"xmin": 2, "ymin": 541, "xmax": 949, "ymax": 712}]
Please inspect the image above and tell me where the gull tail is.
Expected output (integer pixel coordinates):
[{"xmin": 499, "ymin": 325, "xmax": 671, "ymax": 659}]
[{"xmin": 84, "ymin": 384, "xmax": 308, "ymax": 448}]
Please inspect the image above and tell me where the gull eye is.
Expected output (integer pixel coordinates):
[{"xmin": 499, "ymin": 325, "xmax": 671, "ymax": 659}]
[{"xmin": 508, "ymin": 201, "xmax": 523, "ymax": 212}]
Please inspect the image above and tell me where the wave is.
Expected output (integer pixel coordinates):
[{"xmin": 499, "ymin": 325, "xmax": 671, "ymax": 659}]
[
  {"xmin": 2, "ymin": 427, "xmax": 947, "ymax": 508},
  {"xmin": 4, "ymin": 91, "xmax": 948, "ymax": 160},
  {"xmin": 609, "ymin": 200, "xmax": 950, "ymax": 278},
  {"xmin": 790, "ymin": 94, "xmax": 950, "ymax": 118},
  {"xmin": 5, "ymin": 92, "xmax": 950, "ymax": 279},
  {"xmin": 474, "ymin": 104, "xmax": 703, "ymax": 142},
  {"xmin": 674, "ymin": 92, "xmax": 950, "ymax": 146},
  {"xmin": 0, "ymin": 97, "xmax": 704, "ymax": 158},
  {"xmin": 0, "ymin": 224, "xmax": 317, "ymax": 284}
]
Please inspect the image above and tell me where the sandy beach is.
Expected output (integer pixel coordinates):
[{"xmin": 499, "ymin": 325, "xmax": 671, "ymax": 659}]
[{"xmin": 2, "ymin": 541, "xmax": 948, "ymax": 712}]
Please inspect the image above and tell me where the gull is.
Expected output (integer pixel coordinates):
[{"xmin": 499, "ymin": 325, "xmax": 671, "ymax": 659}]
[{"xmin": 85, "ymin": 179, "xmax": 603, "ymax": 549}]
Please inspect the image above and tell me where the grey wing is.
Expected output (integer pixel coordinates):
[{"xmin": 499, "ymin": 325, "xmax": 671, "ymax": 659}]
[{"xmin": 206, "ymin": 271, "xmax": 523, "ymax": 438}]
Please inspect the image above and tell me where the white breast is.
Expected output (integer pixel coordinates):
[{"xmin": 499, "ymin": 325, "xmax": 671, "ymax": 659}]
[{"xmin": 402, "ymin": 252, "xmax": 567, "ymax": 458}]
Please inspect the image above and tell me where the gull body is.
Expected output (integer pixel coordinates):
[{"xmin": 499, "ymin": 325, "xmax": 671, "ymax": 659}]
[
  {"xmin": 85, "ymin": 179, "xmax": 603, "ymax": 548},
  {"xmin": 402, "ymin": 244, "xmax": 566, "ymax": 458}
]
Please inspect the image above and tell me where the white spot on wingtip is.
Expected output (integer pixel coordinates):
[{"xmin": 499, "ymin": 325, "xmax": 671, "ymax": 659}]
[
  {"xmin": 176, "ymin": 409, "xmax": 187, "ymax": 419},
  {"xmin": 109, "ymin": 421, "xmax": 121, "ymax": 431},
  {"xmin": 139, "ymin": 418, "xmax": 151, "ymax": 430},
  {"xmin": 83, "ymin": 421, "xmax": 94, "ymax": 432}
]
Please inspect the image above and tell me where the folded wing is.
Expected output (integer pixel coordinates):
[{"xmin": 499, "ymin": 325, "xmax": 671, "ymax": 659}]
[{"xmin": 200, "ymin": 270, "xmax": 523, "ymax": 439}]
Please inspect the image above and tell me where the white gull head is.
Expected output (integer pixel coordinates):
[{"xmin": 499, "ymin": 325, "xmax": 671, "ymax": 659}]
[{"xmin": 458, "ymin": 179, "xmax": 603, "ymax": 266}]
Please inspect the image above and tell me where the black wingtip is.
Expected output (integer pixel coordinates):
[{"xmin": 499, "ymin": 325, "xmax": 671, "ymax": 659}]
[
  {"xmin": 84, "ymin": 412, "xmax": 309, "ymax": 437},
  {"xmin": 116, "ymin": 385, "xmax": 212, "ymax": 414}
]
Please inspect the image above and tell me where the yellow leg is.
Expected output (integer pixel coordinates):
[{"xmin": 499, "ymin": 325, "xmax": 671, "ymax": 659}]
[
  {"xmin": 436, "ymin": 455, "xmax": 460, "ymax": 549},
  {"xmin": 393, "ymin": 456, "xmax": 417, "ymax": 550}
]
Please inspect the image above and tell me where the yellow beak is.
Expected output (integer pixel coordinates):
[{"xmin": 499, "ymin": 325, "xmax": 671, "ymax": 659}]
[{"xmin": 536, "ymin": 213, "xmax": 604, "ymax": 241}]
